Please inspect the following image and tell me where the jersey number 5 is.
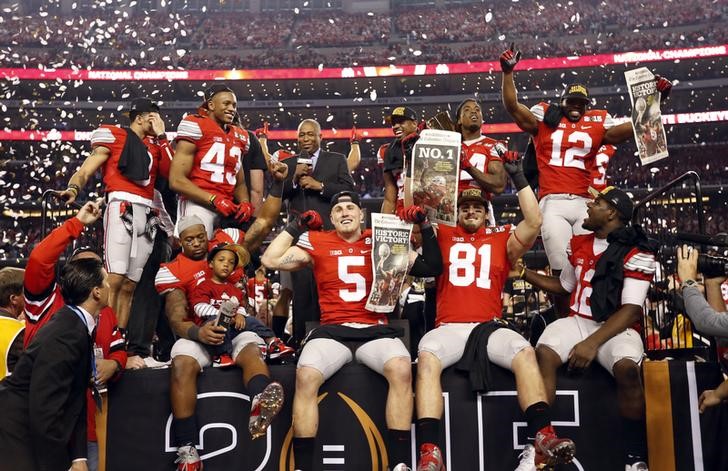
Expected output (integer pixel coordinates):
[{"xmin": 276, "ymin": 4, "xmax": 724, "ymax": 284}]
[
  {"xmin": 200, "ymin": 142, "xmax": 241, "ymax": 185},
  {"xmin": 338, "ymin": 256, "xmax": 367, "ymax": 302},
  {"xmin": 449, "ymin": 243, "xmax": 492, "ymax": 289},
  {"xmin": 549, "ymin": 130, "xmax": 593, "ymax": 169}
]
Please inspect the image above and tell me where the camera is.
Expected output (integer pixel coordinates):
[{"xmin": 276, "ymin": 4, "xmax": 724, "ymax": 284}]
[{"xmin": 659, "ymin": 232, "xmax": 728, "ymax": 278}]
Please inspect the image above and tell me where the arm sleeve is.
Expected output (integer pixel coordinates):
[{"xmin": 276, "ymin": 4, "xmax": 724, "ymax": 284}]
[
  {"xmin": 558, "ymin": 240, "xmax": 577, "ymax": 292},
  {"xmin": 408, "ymin": 225, "xmax": 443, "ymax": 277},
  {"xmin": 154, "ymin": 265, "xmax": 183, "ymax": 295},
  {"xmin": 68, "ymin": 403, "xmax": 88, "ymax": 462},
  {"xmin": 296, "ymin": 231, "xmax": 314, "ymax": 253},
  {"xmin": 683, "ymin": 286, "xmax": 728, "ymax": 337},
  {"xmin": 175, "ymin": 117, "xmax": 203, "ymax": 144},
  {"xmin": 530, "ymin": 103, "xmax": 546, "ymax": 122},
  {"xmin": 621, "ymin": 277, "xmax": 651, "ymax": 306},
  {"xmin": 24, "ymin": 217, "xmax": 84, "ymax": 300}
]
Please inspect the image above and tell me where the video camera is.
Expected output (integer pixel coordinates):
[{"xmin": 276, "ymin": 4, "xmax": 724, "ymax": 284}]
[{"xmin": 660, "ymin": 232, "xmax": 728, "ymax": 278}]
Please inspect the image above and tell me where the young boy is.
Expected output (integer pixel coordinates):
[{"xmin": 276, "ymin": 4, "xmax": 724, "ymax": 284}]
[{"xmin": 188, "ymin": 244, "xmax": 252, "ymax": 366}]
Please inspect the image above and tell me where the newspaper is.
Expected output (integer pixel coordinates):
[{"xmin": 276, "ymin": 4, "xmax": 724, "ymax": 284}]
[
  {"xmin": 409, "ymin": 129, "xmax": 460, "ymax": 226},
  {"xmin": 624, "ymin": 67, "xmax": 669, "ymax": 165},
  {"xmin": 365, "ymin": 213, "xmax": 413, "ymax": 313}
]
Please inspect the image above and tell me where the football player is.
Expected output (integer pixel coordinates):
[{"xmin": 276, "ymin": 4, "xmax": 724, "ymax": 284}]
[
  {"xmin": 379, "ymin": 106, "xmax": 420, "ymax": 216},
  {"xmin": 261, "ymin": 191, "xmax": 442, "ymax": 471},
  {"xmin": 500, "ymin": 44, "xmax": 671, "ymax": 314},
  {"xmin": 170, "ymin": 84, "xmax": 254, "ymax": 236},
  {"xmin": 520, "ymin": 186, "xmax": 656, "ymax": 470},
  {"xmin": 60, "ymin": 98, "xmax": 172, "ymax": 340},
  {"xmin": 404, "ymin": 152, "xmax": 575, "ymax": 471}
]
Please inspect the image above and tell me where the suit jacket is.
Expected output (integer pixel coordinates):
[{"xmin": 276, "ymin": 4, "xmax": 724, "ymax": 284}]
[
  {"xmin": 282, "ymin": 150, "xmax": 354, "ymax": 230},
  {"xmin": 0, "ymin": 306, "xmax": 92, "ymax": 471}
]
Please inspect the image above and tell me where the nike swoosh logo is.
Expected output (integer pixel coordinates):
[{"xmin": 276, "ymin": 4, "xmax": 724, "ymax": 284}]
[
  {"xmin": 581, "ymin": 126, "xmax": 592, "ymax": 129},
  {"xmin": 361, "ymin": 250, "xmax": 371, "ymax": 254}
]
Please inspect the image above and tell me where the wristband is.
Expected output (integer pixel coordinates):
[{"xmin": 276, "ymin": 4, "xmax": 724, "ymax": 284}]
[
  {"xmin": 680, "ymin": 279, "xmax": 699, "ymax": 290},
  {"xmin": 67, "ymin": 183, "xmax": 80, "ymax": 195},
  {"xmin": 187, "ymin": 324, "xmax": 200, "ymax": 341},
  {"xmin": 511, "ymin": 172, "xmax": 530, "ymax": 192},
  {"xmin": 113, "ymin": 359, "xmax": 122, "ymax": 373},
  {"xmin": 284, "ymin": 223, "xmax": 304, "ymax": 241},
  {"xmin": 519, "ymin": 266, "xmax": 527, "ymax": 279},
  {"xmin": 209, "ymin": 194, "xmax": 217, "ymax": 207}
]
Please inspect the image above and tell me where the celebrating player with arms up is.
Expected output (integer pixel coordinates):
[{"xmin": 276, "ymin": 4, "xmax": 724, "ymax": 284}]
[
  {"xmin": 500, "ymin": 44, "xmax": 670, "ymax": 314},
  {"xmin": 405, "ymin": 153, "xmax": 575, "ymax": 471},
  {"xmin": 170, "ymin": 84, "xmax": 254, "ymax": 236},
  {"xmin": 262, "ymin": 191, "xmax": 442, "ymax": 471}
]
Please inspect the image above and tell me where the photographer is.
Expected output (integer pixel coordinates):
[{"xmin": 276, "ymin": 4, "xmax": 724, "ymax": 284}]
[
  {"xmin": 676, "ymin": 245, "xmax": 728, "ymax": 337},
  {"xmin": 677, "ymin": 244, "xmax": 728, "ymax": 412}
]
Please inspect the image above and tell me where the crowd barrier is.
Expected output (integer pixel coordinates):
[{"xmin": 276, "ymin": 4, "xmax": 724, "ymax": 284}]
[{"xmin": 105, "ymin": 361, "xmax": 728, "ymax": 471}]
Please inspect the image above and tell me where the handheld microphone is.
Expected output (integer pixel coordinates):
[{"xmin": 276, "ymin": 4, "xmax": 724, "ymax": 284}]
[{"xmin": 297, "ymin": 149, "xmax": 313, "ymax": 166}]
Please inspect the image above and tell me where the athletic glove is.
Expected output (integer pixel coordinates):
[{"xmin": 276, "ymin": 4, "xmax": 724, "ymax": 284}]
[
  {"xmin": 496, "ymin": 144, "xmax": 529, "ymax": 191},
  {"xmin": 254, "ymin": 121, "xmax": 269, "ymax": 139},
  {"xmin": 211, "ymin": 196, "xmax": 237, "ymax": 217},
  {"xmin": 350, "ymin": 125, "xmax": 360, "ymax": 144},
  {"xmin": 460, "ymin": 145, "xmax": 473, "ymax": 170},
  {"xmin": 402, "ymin": 205, "xmax": 427, "ymax": 224},
  {"xmin": 234, "ymin": 202, "xmax": 254, "ymax": 223},
  {"xmin": 301, "ymin": 210, "xmax": 323, "ymax": 231},
  {"xmin": 655, "ymin": 75, "xmax": 673, "ymax": 100},
  {"xmin": 499, "ymin": 42, "xmax": 522, "ymax": 73}
]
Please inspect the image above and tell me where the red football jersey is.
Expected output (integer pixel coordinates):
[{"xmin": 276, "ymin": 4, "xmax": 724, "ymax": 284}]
[
  {"xmin": 154, "ymin": 228, "xmax": 245, "ymax": 297},
  {"xmin": 591, "ymin": 144, "xmax": 616, "ymax": 191},
  {"xmin": 458, "ymin": 136, "xmax": 503, "ymax": 196},
  {"xmin": 435, "ymin": 224, "xmax": 512, "ymax": 325},
  {"xmin": 248, "ymin": 279, "xmax": 270, "ymax": 304},
  {"xmin": 188, "ymin": 278, "xmax": 245, "ymax": 326},
  {"xmin": 565, "ymin": 233, "xmax": 656, "ymax": 320},
  {"xmin": 175, "ymin": 114, "xmax": 249, "ymax": 200},
  {"xmin": 91, "ymin": 125, "xmax": 169, "ymax": 203},
  {"xmin": 530, "ymin": 102, "xmax": 616, "ymax": 198},
  {"xmin": 378, "ymin": 143, "xmax": 406, "ymax": 210},
  {"xmin": 297, "ymin": 229, "xmax": 385, "ymax": 325}
]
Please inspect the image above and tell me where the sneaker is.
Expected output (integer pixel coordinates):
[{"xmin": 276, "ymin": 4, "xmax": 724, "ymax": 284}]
[
  {"xmin": 175, "ymin": 445, "xmax": 202, "ymax": 471},
  {"xmin": 417, "ymin": 443, "xmax": 445, "ymax": 471},
  {"xmin": 392, "ymin": 463, "xmax": 412, "ymax": 471},
  {"xmin": 212, "ymin": 354, "xmax": 235, "ymax": 368},
  {"xmin": 514, "ymin": 445, "xmax": 537, "ymax": 471},
  {"xmin": 625, "ymin": 462, "xmax": 648, "ymax": 471},
  {"xmin": 249, "ymin": 381, "xmax": 284, "ymax": 439},
  {"xmin": 267, "ymin": 337, "xmax": 295, "ymax": 361},
  {"xmin": 534, "ymin": 427, "xmax": 575, "ymax": 469},
  {"xmin": 143, "ymin": 356, "xmax": 170, "ymax": 368}
]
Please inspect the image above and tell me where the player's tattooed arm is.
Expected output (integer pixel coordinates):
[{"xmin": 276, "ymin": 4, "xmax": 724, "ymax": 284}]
[
  {"xmin": 165, "ymin": 288, "xmax": 196, "ymax": 338},
  {"xmin": 261, "ymin": 232, "xmax": 312, "ymax": 271}
]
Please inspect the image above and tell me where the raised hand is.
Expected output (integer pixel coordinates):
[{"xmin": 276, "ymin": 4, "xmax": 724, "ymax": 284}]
[
  {"xmin": 255, "ymin": 121, "xmax": 269, "ymax": 139},
  {"xmin": 301, "ymin": 210, "xmax": 324, "ymax": 230},
  {"xmin": 655, "ymin": 74, "xmax": 673, "ymax": 99},
  {"xmin": 499, "ymin": 42, "xmax": 522, "ymax": 73}
]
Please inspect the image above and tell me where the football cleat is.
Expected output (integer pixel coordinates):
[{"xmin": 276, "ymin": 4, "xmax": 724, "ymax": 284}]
[
  {"xmin": 212, "ymin": 354, "xmax": 235, "ymax": 368},
  {"xmin": 267, "ymin": 337, "xmax": 295, "ymax": 361},
  {"xmin": 534, "ymin": 427, "xmax": 575, "ymax": 469},
  {"xmin": 514, "ymin": 444, "xmax": 537, "ymax": 471},
  {"xmin": 417, "ymin": 443, "xmax": 445, "ymax": 471},
  {"xmin": 249, "ymin": 381, "xmax": 284, "ymax": 439},
  {"xmin": 625, "ymin": 462, "xmax": 648, "ymax": 471},
  {"xmin": 175, "ymin": 445, "xmax": 202, "ymax": 471}
]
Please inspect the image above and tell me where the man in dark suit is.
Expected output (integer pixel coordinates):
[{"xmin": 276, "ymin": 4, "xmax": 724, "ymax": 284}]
[
  {"xmin": 0, "ymin": 258, "xmax": 110, "ymax": 471},
  {"xmin": 281, "ymin": 119, "xmax": 355, "ymax": 345}
]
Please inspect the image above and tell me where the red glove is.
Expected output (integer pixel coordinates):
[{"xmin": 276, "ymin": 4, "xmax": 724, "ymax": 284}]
[
  {"xmin": 235, "ymin": 202, "xmax": 254, "ymax": 223},
  {"xmin": 655, "ymin": 75, "xmax": 672, "ymax": 99},
  {"xmin": 499, "ymin": 42, "xmax": 522, "ymax": 73},
  {"xmin": 254, "ymin": 121, "xmax": 269, "ymax": 139},
  {"xmin": 212, "ymin": 196, "xmax": 237, "ymax": 217},
  {"xmin": 460, "ymin": 146, "xmax": 473, "ymax": 170},
  {"xmin": 502, "ymin": 150, "xmax": 520, "ymax": 163},
  {"xmin": 350, "ymin": 126, "xmax": 360, "ymax": 144},
  {"xmin": 402, "ymin": 205, "xmax": 427, "ymax": 224},
  {"xmin": 301, "ymin": 210, "xmax": 323, "ymax": 231}
]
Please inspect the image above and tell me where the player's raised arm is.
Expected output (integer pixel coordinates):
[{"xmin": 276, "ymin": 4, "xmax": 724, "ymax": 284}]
[
  {"xmin": 243, "ymin": 161, "xmax": 289, "ymax": 253},
  {"xmin": 502, "ymin": 148, "xmax": 542, "ymax": 265},
  {"xmin": 261, "ymin": 211, "xmax": 322, "ymax": 271},
  {"xmin": 500, "ymin": 43, "xmax": 538, "ymax": 135}
]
